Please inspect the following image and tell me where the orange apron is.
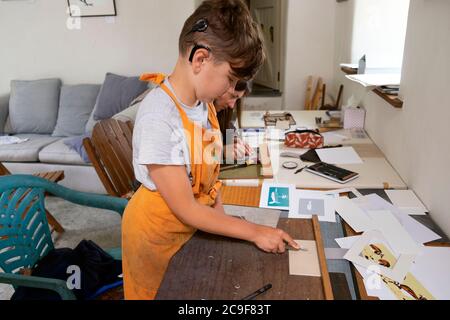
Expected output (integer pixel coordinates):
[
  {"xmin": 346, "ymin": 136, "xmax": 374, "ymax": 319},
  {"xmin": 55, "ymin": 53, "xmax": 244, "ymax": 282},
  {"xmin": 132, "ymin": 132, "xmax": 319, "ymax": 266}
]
[{"xmin": 122, "ymin": 73, "xmax": 223, "ymax": 300}]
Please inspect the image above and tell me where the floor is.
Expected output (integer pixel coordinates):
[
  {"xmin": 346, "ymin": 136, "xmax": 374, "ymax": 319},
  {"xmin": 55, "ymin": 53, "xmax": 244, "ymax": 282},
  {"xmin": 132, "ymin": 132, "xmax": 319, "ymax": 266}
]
[{"xmin": 0, "ymin": 196, "xmax": 122, "ymax": 300}]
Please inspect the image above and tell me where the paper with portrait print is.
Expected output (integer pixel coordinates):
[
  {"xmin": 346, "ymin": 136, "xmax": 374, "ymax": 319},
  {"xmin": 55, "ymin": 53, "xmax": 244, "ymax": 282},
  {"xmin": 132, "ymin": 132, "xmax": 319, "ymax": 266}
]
[
  {"xmin": 344, "ymin": 230, "xmax": 416, "ymax": 282},
  {"xmin": 361, "ymin": 243, "xmax": 435, "ymax": 300}
]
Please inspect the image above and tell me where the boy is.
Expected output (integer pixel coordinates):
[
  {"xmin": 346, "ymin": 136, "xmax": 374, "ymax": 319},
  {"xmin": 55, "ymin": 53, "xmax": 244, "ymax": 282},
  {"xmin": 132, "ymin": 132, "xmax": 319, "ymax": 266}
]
[{"xmin": 122, "ymin": 0, "xmax": 299, "ymax": 300}]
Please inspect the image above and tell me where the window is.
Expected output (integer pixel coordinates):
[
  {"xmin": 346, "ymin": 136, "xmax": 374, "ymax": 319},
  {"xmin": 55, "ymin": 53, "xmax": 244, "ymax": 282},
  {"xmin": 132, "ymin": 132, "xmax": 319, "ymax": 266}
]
[{"xmin": 351, "ymin": 0, "xmax": 410, "ymax": 73}]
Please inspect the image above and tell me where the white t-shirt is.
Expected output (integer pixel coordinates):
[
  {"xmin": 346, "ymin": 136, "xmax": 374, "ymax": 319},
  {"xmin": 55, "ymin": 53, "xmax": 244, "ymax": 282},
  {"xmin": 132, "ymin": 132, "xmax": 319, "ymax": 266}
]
[{"xmin": 133, "ymin": 79, "xmax": 211, "ymax": 191}]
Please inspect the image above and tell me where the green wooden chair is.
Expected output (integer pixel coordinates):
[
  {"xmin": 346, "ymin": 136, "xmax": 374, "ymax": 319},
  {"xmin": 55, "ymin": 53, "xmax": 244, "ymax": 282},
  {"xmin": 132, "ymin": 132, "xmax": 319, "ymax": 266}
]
[{"xmin": 0, "ymin": 175, "xmax": 128, "ymax": 300}]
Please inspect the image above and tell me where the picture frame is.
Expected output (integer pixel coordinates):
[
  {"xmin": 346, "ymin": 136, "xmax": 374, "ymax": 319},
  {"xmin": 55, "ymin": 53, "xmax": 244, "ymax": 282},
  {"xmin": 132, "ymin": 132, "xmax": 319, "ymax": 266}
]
[{"xmin": 67, "ymin": 0, "xmax": 116, "ymax": 18}]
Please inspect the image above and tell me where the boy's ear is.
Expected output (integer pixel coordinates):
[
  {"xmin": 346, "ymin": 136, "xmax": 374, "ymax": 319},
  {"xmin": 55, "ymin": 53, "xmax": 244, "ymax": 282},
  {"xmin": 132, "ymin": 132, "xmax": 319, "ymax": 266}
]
[{"xmin": 191, "ymin": 48, "xmax": 211, "ymax": 72}]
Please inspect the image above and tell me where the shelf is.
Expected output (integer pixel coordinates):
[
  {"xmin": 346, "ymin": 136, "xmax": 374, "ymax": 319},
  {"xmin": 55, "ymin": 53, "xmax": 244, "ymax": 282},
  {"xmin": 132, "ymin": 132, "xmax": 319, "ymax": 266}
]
[
  {"xmin": 372, "ymin": 88, "xmax": 403, "ymax": 109},
  {"xmin": 340, "ymin": 67, "xmax": 403, "ymax": 109}
]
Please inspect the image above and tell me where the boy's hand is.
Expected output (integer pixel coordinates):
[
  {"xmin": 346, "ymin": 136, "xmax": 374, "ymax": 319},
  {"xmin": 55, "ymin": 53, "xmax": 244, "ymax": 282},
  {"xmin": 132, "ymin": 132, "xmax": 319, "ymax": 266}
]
[
  {"xmin": 235, "ymin": 138, "xmax": 253, "ymax": 160},
  {"xmin": 250, "ymin": 225, "xmax": 299, "ymax": 254}
]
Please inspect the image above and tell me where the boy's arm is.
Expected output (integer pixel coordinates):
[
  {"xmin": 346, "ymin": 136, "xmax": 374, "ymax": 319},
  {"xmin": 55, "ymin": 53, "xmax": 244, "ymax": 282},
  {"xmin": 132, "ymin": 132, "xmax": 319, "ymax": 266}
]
[{"xmin": 147, "ymin": 164, "xmax": 299, "ymax": 253}]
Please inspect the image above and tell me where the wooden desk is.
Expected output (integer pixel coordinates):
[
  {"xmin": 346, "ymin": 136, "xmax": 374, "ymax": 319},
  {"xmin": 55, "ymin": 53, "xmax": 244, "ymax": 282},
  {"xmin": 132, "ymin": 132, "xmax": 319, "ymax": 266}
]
[
  {"xmin": 227, "ymin": 110, "xmax": 407, "ymax": 190},
  {"xmin": 156, "ymin": 186, "xmax": 352, "ymax": 300},
  {"xmin": 157, "ymin": 219, "xmax": 329, "ymax": 300}
]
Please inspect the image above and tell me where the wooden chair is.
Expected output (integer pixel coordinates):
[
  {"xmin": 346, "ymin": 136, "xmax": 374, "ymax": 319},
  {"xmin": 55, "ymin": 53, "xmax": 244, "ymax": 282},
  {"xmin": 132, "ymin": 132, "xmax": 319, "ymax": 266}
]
[
  {"xmin": 83, "ymin": 119, "xmax": 136, "ymax": 199},
  {"xmin": 0, "ymin": 175, "xmax": 127, "ymax": 300},
  {"xmin": 0, "ymin": 163, "xmax": 65, "ymax": 234}
]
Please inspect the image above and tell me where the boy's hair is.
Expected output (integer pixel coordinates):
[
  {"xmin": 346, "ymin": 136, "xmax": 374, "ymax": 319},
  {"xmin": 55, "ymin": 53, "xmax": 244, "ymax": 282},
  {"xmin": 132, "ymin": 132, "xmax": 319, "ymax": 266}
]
[{"xmin": 179, "ymin": 0, "xmax": 266, "ymax": 81}]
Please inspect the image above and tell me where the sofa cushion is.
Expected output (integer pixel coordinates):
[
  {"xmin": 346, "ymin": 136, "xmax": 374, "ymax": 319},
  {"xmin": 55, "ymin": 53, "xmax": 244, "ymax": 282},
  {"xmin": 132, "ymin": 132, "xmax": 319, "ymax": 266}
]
[
  {"xmin": 63, "ymin": 134, "xmax": 91, "ymax": 164},
  {"xmin": 52, "ymin": 84, "xmax": 101, "ymax": 137},
  {"xmin": 8, "ymin": 79, "xmax": 61, "ymax": 134},
  {"xmin": 38, "ymin": 138, "xmax": 90, "ymax": 166},
  {"xmin": 0, "ymin": 134, "xmax": 59, "ymax": 162},
  {"xmin": 93, "ymin": 73, "xmax": 148, "ymax": 121}
]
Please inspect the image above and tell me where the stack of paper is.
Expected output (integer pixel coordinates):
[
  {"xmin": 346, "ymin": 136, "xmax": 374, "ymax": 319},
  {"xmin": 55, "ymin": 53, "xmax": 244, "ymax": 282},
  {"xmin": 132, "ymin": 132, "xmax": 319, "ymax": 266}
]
[
  {"xmin": 332, "ymin": 192, "xmax": 444, "ymax": 300},
  {"xmin": 345, "ymin": 74, "xmax": 401, "ymax": 88},
  {"xmin": 336, "ymin": 235, "xmax": 450, "ymax": 300}
]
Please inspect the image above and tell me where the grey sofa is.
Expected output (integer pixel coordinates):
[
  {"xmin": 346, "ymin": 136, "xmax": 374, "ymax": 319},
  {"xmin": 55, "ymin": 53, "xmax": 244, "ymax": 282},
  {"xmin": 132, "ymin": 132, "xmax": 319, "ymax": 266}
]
[
  {"xmin": 0, "ymin": 75, "xmax": 149, "ymax": 194},
  {"xmin": 0, "ymin": 86, "xmax": 105, "ymax": 194}
]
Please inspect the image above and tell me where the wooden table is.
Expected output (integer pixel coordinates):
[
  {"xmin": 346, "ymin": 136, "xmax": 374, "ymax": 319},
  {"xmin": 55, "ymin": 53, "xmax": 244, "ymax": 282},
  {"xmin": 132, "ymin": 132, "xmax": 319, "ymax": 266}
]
[
  {"xmin": 156, "ymin": 186, "xmax": 352, "ymax": 300},
  {"xmin": 226, "ymin": 110, "xmax": 407, "ymax": 190}
]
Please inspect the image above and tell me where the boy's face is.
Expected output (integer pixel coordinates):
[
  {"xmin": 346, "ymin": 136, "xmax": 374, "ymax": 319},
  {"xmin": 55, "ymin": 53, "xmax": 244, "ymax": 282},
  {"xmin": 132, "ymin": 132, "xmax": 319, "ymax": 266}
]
[
  {"xmin": 193, "ymin": 57, "xmax": 239, "ymax": 104},
  {"xmin": 214, "ymin": 90, "xmax": 245, "ymax": 112}
]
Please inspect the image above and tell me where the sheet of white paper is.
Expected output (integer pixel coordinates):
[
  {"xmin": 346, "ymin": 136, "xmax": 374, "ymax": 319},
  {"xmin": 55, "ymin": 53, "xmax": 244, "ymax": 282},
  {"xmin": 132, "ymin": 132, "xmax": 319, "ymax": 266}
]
[
  {"xmin": 411, "ymin": 247, "xmax": 450, "ymax": 300},
  {"xmin": 345, "ymin": 73, "xmax": 401, "ymax": 88},
  {"xmin": 335, "ymin": 236, "xmax": 362, "ymax": 249},
  {"xmin": 353, "ymin": 194, "xmax": 441, "ymax": 244},
  {"xmin": 385, "ymin": 190, "xmax": 428, "ymax": 215},
  {"xmin": 289, "ymin": 240, "xmax": 321, "ymax": 277},
  {"xmin": 334, "ymin": 197, "xmax": 375, "ymax": 232},
  {"xmin": 322, "ymin": 131, "xmax": 350, "ymax": 145},
  {"xmin": 344, "ymin": 230, "xmax": 416, "ymax": 282},
  {"xmin": 224, "ymin": 205, "xmax": 281, "ymax": 228},
  {"xmin": 259, "ymin": 182, "xmax": 295, "ymax": 211},
  {"xmin": 316, "ymin": 147, "xmax": 363, "ymax": 165},
  {"xmin": 289, "ymin": 190, "xmax": 336, "ymax": 223},
  {"xmin": 367, "ymin": 210, "xmax": 422, "ymax": 255}
]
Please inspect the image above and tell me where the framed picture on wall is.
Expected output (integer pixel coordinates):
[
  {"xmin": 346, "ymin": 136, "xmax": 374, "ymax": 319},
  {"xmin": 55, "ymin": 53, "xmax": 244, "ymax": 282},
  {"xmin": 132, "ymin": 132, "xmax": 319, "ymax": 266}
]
[{"xmin": 67, "ymin": 0, "xmax": 116, "ymax": 18}]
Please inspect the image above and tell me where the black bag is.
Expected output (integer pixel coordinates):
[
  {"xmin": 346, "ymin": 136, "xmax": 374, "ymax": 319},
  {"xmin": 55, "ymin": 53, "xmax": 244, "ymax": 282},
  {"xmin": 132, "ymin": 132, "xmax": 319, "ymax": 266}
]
[{"xmin": 11, "ymin": 240, "xmax": 122, "ymax": 300}]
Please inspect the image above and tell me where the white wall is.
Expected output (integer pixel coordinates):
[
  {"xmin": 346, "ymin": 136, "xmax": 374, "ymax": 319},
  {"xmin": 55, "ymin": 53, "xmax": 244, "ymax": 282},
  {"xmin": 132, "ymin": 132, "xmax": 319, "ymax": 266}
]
[
  {"xmin": 0, "ymin": 0, "xmax": 196, "ymax": 95},
  {"xmin": 282, "ymin": 0, "xmax": 336, "ymax": 109},
  {"xmin": 0, "ymin": 0, "xmax": 338, "ymax": 111},
  {"xmin": 334, "ymin": 0, "xmax": 450, "ymax": 237}
]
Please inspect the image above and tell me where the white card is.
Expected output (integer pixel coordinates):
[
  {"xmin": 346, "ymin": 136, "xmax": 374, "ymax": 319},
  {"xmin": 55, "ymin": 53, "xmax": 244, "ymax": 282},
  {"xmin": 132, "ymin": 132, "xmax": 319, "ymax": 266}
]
[
  {"xmin": 385, "ymin": 190, "xmax": 428, "ymax": 215},
  {"xmin": 259, "ymin": 182, "xmax": 295, "ymax": 211},
  {"xmin": 316, "ymin": 147, "xmax": 363, "ymax": 165},
  {"xmin": 411, "ymin": 247, "xmax": 450, "ymax": 300},
  {"xmin": 289, "ymin": 190, "xmax": 336, "ymax": 223},
  {"xmin": 335, "ymin": 236, "xmax": 362, "ymax": 249},
  {"xmin": 367, "ymin": 210, "xmax": 421, "ymax": 255},
  {"xmin": 289, "ymin": 240, "xmax": 321, "ymax": 277},
  {"xmin": 334, "ymin": 197, "xmax": 375, "ymax": 232},
  {"xmin": 353, "ymin": 194, "xmax": 441, "ymax": 244}
]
